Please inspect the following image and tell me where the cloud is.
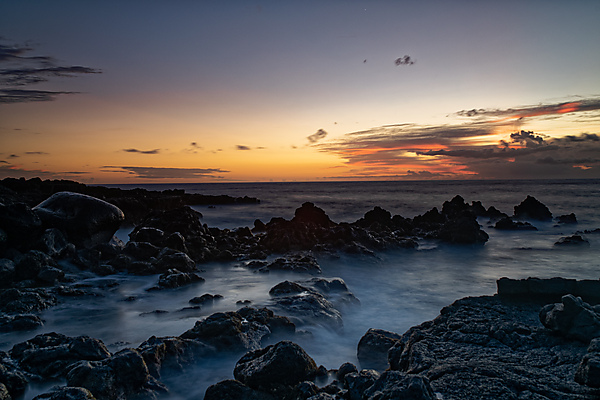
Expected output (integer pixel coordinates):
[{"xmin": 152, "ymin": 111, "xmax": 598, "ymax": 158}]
[
  {"xmin": 236, "ymin": 145, "xmax": 251, "ymax": 150},
  {"xmin": 0, "ymin": 164, "xmax": 89, "ymax": 179},
  {"xmin": 24, "ymin": 151, "xmax": 49, "ymax": 155},
  {"xmin": 123, "ymin": 148, "xmax": 160, "ymax": 155},
  {"xmin": 318, "ymin": 97, "xmax": 600, "ymax": 179},
  {"xmin": 394, "ymin": 55, "xmax": 415, "ymax": 66},
  {"xmin": 0, "ymin": 40, "xmax": 101, "ymax": 104},
  {"xmin": 307, "ymin": 129, "xmax": 328, "ymax": 143},
  {"xmin": 104, "ymin": 166, "xmax": 228, "ymax": 179},
  {"xmin": 455, "ymin": 98, "xmax": 600, "ymax": 121}
]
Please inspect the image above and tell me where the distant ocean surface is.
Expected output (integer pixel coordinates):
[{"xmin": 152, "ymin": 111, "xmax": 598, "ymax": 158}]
[{"xmin": 9, "ymin": 179, "xmax": 600, "ymax": 399}]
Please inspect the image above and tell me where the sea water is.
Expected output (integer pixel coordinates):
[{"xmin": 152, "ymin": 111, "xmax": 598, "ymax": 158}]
[{"xmin": 4, "ymin": 179, "xmax": 599, "ymax": 399}]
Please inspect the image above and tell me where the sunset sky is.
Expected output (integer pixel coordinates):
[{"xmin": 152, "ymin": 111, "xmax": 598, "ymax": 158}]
[{"xmin": 1, "ymin": 1, "xmax": 599, "ymax": 183}]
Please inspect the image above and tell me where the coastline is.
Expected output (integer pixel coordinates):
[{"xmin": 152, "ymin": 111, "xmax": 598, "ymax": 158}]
[{"xmin": 1, "ymin": 178, "xmax": 599, "ymax": 399}]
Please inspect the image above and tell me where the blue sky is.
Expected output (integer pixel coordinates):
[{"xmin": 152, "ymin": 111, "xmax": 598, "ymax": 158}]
[{"xmin": 1, "ymin": 0, "xmax": 599, "ymax": 182}]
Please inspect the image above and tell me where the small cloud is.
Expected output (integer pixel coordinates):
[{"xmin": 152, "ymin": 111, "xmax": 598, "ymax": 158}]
[
  {"xmin": 307, "ymin": 129, "xmax": 328, "ymax": 143},
  {"xmin": 104, "ymin": 166, "xmax": 228, "ymax": 179},
  {"xmin": 25, "ymin": 151, "xmax": 49, "ymax": 155},
  {"xmin": 9, "ymin": 154, "xmax": 18, "ymax": 158},
  {"xmin": 123, "ymin": 148, "xmax": 160, "ymax": 155},
  {"xmin": 0, "ymin": 160, "xmax": 8, "ymax": 164},
  {"xmin": 394, "ymin": 55, "xmax": 415, "ymax": 66},
  {"xmin": 236, "ymin": 145, "xmax": 251, "ymax": 150}
]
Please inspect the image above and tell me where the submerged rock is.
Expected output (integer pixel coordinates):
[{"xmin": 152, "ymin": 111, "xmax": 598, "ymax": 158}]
[
  {"xmin": 494, "ymin": 217, "xmax": 537, "ymax": 231},
  {"xmin": 554, "ymin": 234, "xmax": 590, "ymax": 246}
]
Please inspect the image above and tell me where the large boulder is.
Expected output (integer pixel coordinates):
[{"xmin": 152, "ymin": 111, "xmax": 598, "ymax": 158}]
[
  {"xmin": 233, "ymin": 341, "xmax": 318, "ymax": 394},
  {"xmin": 357, "ymin": 329, "xmax": 402, "ymax": 370},
  {"xmin": 513, "ymin": 195, "xmax": 552, "ymax": 221},
  {"xmin": 438, "ymin": 214, "xmax": 489, "ymax": 244},
  {"xmin": 363, "ymin": 371, "xmax": 435, "ymax": 400},
  {"xmin": 539, "ymin": 294, "xmax": 600, "ymax": 342},
  {"xmin": 33, "ymin": 192, "xmax": 124, "ymax": 249},
  {"xmin": 10, "ymin": 333, "xmax": 111, "ymax": 379},
  {"xmin": 0, "ymin": 201, "xmax": 42, "ymax": 250},
  {"xmin": 204, "ymin": 379, "xmax": 273, "ymax": 400},
  {"xmin": 291, "ymin": 202, "xmax": 335, "ymax": 228}
]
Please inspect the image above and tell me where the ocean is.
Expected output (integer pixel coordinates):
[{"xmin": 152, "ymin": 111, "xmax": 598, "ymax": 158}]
[{"xmin": 5, "ymin": 179, "xmax": 600, "ymax": 399}]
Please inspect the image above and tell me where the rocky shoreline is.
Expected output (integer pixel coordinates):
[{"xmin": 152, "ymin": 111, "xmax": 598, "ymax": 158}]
[{"xmin": 1, "ymin": 178, "xmax": 599, "ymax": 399}]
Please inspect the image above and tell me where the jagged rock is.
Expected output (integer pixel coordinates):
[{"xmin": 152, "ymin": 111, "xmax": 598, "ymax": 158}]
[
  {"xmin": 129, "ymin": 227, "xmax": 165, "ymax": 245},
  {"xmin": 204, "ymin": 379, "xmax": 273, "ymax": 400},
  {"xmin": 494, "ymin": 217, "xmax": 537, "ymax": 231},
  {"xmin": 539, "ymin": 294, "xmax": 600, "ymax": 342},
  {"xmin": 0, "ymin": 354, "xmax": 29, "ymax": 398},
  {"xmin": 153, "ymin": 250, "xmax": 196, "ymax": 273},
  {"xmin": 189, "ymin": 293, "xmax": 223, "ymax": 305},
  {"xmin": 557, "ymin": 213, "xmax": 577, "ymax": 224},
  {"xmin": 256, "ymin": 253, "xmax": 322, "ymax": 274},
  {"xmin": 15, "ymin": 249, "xmax": 58, "ymax": 282},
  {"xmin": 387, "ymin": 295, "xmax": 595, "ymax": 399},
  {"xmin": 575, "ymin": 338, "xmax": 600, "ymax": 388},
  {"xmin": 0, "ymin": 259, "xmax": 15, "ymax": 288},
  {"xmin": 292, "ymin": 202, "xmax": 335, "ymax": 228},
  {"xmin": 357, "ymin": 328, "xmax": 402, "ymax": 370},
  {"xmin": 33, "ymin": 192, "xmax": 124, "ymax": 249},
  {"xmin": 66, "ymin": 348, "xmax": 167, "ymax": 400},
  {"xmin": 363, "ymin": 371, "xmax": 435, "ymax": 400},
  {"xmin": 180, "ymin": 308, "xmax": 294, "ymax": 352},
  {"xmin": 0, "ymin": 201, "xmax": 43, "ymax": 250},
  {"xmin": 153, "ymin": 269, "xmax": 204, "ymax": 289},
  {"xmin": 0, "ymin": 288, "xmax": 57, "ymax": 314},
  {"xmin": 0, "ymin": 313, "xmax": 43, "ymax": 332},
  {"xmin": 233, "ymin": 341, "xmax": 318, "ymax": 394},
  {"xmin": 10, "ymin": 332, "xmax": 111, "ymax": 379},
  {"xmin": 269, "ymin": 286, "xmax": 343, "ymax": 329},
  {"xmin": 554, "ymin": 234, "xmax": 589, "ymax": 246},
  {"xmin": 138, "ymin": 336, "xmax": 215, "ymax": 379},
  {"xmin": 513, "ymin": 195, "xmax": 552, "ymax": 221},
  {"xmin": 438, "ymin": 214, "xmax": 488, "ymax": 244},
  {"xmin": 35, "ymin": 228, "xmax": 72, "ymax": 258},
  {"xmin": 32, "ymin": 386, "xmax": 97, "ymax": 400},
  {"xmin": 344, "ymin": 369, "xmax": 380, "ymax": 400},
  {"xmin": 336, "ymin": 362, "xmax": 358, "ymax": 382}
]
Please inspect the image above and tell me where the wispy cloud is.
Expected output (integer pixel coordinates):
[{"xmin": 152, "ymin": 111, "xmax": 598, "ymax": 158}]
[
  {"xmin": 307, "ymin": 129, "xmax": 328, "ymax": 144},
  {"xmin": 236, "ymin": 145, "xmax": 251, "ymax": 150},
  {"xmin": 319, "ymin": 97, "xmax": 600, "ymax": 179},
  {"xmin": 0, "ymin": 40, "xmax": 101, "ymax": 104},
  {"xmin": 122, "ymin": 148, "xmax": 160, "ymax": 155},
  {"xmin": 104, "ymin": 166, "xmax": 228, "ymax": 179}
]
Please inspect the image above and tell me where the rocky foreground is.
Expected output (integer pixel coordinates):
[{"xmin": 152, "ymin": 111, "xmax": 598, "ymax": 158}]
[{"xmin": 0, "ymin": 178, "xmax": 599, "ymax": 399}]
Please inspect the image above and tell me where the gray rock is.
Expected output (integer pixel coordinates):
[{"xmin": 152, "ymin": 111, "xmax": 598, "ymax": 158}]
[
  {"xmin": 363, "ymin": 370, "xmax": 435, "ymax": 400},
  {"xmin": 33, "ymin": 192, "xmax": 124, "ymax": 249},
  {"xmin": 344, "ymin": 369, "xmax": 380, "ymax": 400},
  {"xmin": 575, "ymin": 338, "xmax": 600, "ymax": 388},
  {"xmin": 357, "ymin": 328, "xmax": 402, "ymax": 370},
  {"xmin": 32, "ymin": 386, "xmax": 97, "ymax": 400},
  {"xmin": 233, "ymin": 341, "xmax": 318, "ymax": 393},
  {"xmin": 539, "ymin": 294, "xmax": 600, "ymax": 342},
  {"xmin": 154, "ymin": 269, "xmax": 204, "ymax": 289},
  {"xmin": 204, "ymin": 379, "xmax": 274, "ymax": 400}
]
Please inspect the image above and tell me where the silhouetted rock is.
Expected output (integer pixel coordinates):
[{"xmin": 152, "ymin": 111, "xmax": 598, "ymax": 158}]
[
  {"xmin": 513, "ymin": 195, "xmax": 552, "ymax": 221},
  {"xmin": 233, "ymin": 341, "xmax": 318, "ymax": 394},
  {"xmin": 497, "ymin": 277, "xmax": 600, "ymax": 303},
  {"xmin": 32, "ymin": 386, "xmax": 97, "ymax": 400},
  {"xmin": 554, "ymin": 234, "xmax": 589, "ymax": 246},
  {"xmin": 33, "ymin": 192, "xmax": 124, "ymax": 249},
  {"xmin": 292, "ymin": 202, "xmax": 335, "ymax": 228},
  {"xmin": 494, "ymin": 217, "xmax": 537, "ymax": 230},
  {"xmin": 557, "ymin": 213, "xmax": 577, "ymax": 224},
  {"xmin": 189, "ymin": 293, "xmax": 223, "ymax": 305},
  {"xmin": 539, "ymin": 294, "xmax": 600, "ymax": 343},
  {"xmin": 344, "ymin": 369, "xmax": 380, "ymax": 400},
  {"xmin": 204, "ymin": 379, "xmax": 272, "ymax": 400},
  {"xmin": 154, "ymin": 269, "xmax": 204, "ymax": 289},
  {"xmin": 0, "ymin": 201, "xmax": 43, "ymax": 251},
  {"xmin": 438, "ymin": 214, "xmax": 489, "ymax": 244}
]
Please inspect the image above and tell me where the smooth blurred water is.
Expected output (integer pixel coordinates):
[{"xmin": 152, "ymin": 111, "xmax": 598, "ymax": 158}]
[{"xmin": 4, "ymin": 179, "xmax": 600, "ymax": 399}]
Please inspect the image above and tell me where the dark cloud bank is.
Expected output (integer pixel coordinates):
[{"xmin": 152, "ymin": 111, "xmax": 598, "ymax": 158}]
[{"xmin": 0, "ymin": 41, "xmax": 101, "ymax": 104}]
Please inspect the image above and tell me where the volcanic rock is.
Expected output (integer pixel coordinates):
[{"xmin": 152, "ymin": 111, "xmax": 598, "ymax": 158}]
[{"xmin": 513, "ymin": 195, "xmax": 552, "ymax": 221}]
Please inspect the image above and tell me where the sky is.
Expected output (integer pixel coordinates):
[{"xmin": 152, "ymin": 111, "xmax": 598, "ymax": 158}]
[{"xmin": 1, "ymin": 0, "xmax": 599, "ymax": 183}]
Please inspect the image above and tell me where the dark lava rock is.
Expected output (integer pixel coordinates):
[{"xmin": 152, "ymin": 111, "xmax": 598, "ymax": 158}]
[
  {"xmin": 438, "ymin": 214, "xmax": 489, "ymax": 244},
  {"xmin": 494, "ymin": 217, "xmax": 537, "ymax": 231},
  {"xmin": 189, "ymin": 293, "xmax": 223, "ymax": 305},
  {"xmin": 180, "ymin": 308, "xmax": 295, "ymax": 352},
  {"xmin": 344, "ymin": 369, "xmax": 380, "ymax": 400},
  {"xmin": 253, "ymin": 253, "xmax": 322, "ymax": 274},
  {"xmin": 0, "ymin": 288, "xmax": 57, "ymax": 314},
  {"xmin": 554, "ymin": 234, "xmax": 590, "ymax": 246},
  {"xmin": 0, "ymin": 201, "xmax": 42, "ymax": 251},
  {"xmin": 513, "ymin": 195, "xmax": 552, "ymax": 221},
  {"xmin": 363, "ymin": 371, "xmax": 435, "ymax": 400},
  {"xmin": 557, "ymin": 213, "xmax": 578, "ymax": 224},
  {"xmin": 233, "ymin": 340, "xmax": 318, "ymax": 394},
  {"xmin": 336, "ymin": 362, "xmax": 358, "ymax": 382},
  {"xmin": 497, "ymin": 277, "xmax": 600, "ymax": 303},
  {"xmin": 575, "ymin": 338, "xmax": 600, "ymax": 388},
  {"xmin": 32, "ymin": 386, "xmax": 97, "ymax": 400},
  {"xmin": 66, "ymin": 348, "xmax": 167, "ymax": 400},
  {"xmin": 10, "ymin": 332, "xmax": 111, "ymax": 379},
  {"xmin": 33, "ymin": 192, "xmax": 124, "ymax": 249},
  {"xmin": 387, "ymin": 295, "xmax": 596, "ymax": 399},
  {"xmin": 0, "ymin": 313, "xmax": 43, "ymax": 332},
  {"xmin": 204, "ymin": 379, "xmax": 273, "ymax": 400},
  {"xmin": 539, "ymin": 294, "xmax": 600, "ymax": 342},
  {"xmin": 292, "ymin": 202, "xmax": 335, "ymax": 228},
  {"xmin": 357, "ymin": 328, "xmax": 403, "ymax": 370},
  {"xmin": 137, "ymin": 335, "xmax": 216, "ymax": 379},
  {"xmin": 154, "ymin": 269, "xmax": 204, "ymax": 289}
]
